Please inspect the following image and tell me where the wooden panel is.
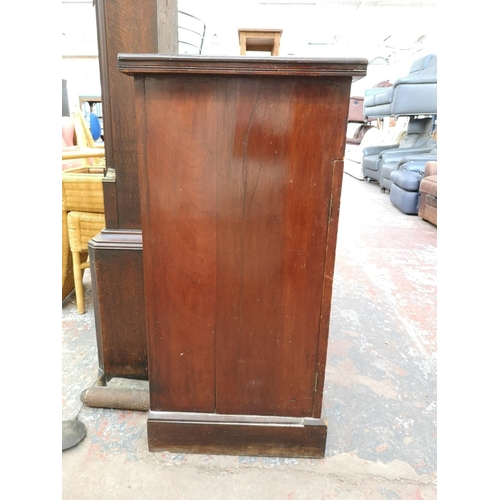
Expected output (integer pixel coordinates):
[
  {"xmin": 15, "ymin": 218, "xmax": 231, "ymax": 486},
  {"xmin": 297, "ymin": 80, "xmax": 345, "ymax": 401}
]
[
  {"xmin": 95, "ymin": 0, "xmax": 158, "ymax": 229},
  {"xmin": 157, "ymin": 0, "xmax": 178, "ymax": 53},
  {"xmin": 148, "ymin": 413, "xmax": 327, "ymax": 458},
  {"xmin": 89, "ymin": 1, "xmax": 180, "ymax": 388},
  {"xmin": 102, "ymin": 168, "xmax": 118, "ymax": 228},
  {"xmin": 215, "ymin": 76, "xmax": 350, "ymax": 417},
  {"xmin": 118, "ymin": 55, "xmax": 368, "ymax": 78},
  {"xmin": 313, "ymin": 159, "xmax": 345, "ymax": 417},
  {"xmin": 138, "ymin": 73, "xmax": 351, "ymax": 416},
  {"xmin": 89, "ymin": 230, "xmax": 147, "ymax": 384},
  {"xmin": 141, "ymin": 76, "xmax": 218, "ymax": 412}
]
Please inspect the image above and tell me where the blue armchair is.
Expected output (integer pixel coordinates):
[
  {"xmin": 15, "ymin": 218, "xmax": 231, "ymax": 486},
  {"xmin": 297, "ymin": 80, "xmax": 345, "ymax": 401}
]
[{"xmin": 389, "ymin": 148, "xmax": 438, "ymax": 215}]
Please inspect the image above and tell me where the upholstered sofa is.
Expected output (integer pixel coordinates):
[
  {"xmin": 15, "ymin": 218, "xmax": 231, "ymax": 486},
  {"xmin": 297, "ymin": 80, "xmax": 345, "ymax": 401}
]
[
  {"xmin": 363, "ymin": 54, "xmax": 437, "ymax": 118},
  {"xmin": 418, "ymin": 161, "xmax": 437, "ymax": 225}
]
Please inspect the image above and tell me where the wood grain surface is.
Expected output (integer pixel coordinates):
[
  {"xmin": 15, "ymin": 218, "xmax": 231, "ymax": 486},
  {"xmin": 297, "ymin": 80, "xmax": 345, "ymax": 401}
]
[
  {"xmin": 95, "ymin": 0, "xmax": 158, "ymax": 229},
  {"xmin": 148, "ymin": 414, "xmax": 327, "ymax": 458},
  {"xmin": 134, "ymin": 68, "xmax": 354, "ymax": 417},
  {"xmin": 89, "ymin": 229, "xmax": 147, "ymax": 385}
]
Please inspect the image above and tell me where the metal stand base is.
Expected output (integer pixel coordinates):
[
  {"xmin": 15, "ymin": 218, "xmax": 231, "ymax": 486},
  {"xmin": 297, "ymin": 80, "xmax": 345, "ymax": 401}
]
[{"xmin": 62, "ymin": 420, "xmax": 86, "ymax": 451}]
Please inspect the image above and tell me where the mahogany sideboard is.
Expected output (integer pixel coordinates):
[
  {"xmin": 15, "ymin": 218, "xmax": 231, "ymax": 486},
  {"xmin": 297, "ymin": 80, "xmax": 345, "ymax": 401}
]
[{"xmin": 119, "ymin": 54, "xmax": 367, "ymax": 457}]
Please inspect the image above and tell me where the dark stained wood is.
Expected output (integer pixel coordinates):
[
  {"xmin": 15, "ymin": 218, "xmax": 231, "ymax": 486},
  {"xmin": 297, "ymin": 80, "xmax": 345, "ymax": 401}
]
[
  {"xmin": 95, "ymin": 0, "xmax": 158, "ymax": 229},
  {"xmin": 214, "ymin": 76, "xmax": 351, "ymax": 417},
  {"xmin": 102, "ymin": 168, "xmax": 118, "ymax": 228},
  {"xmin": 122, "ymin": 55, "xmax": 367, "ymax": 455},
  {"xmin": 90, "ymin": 0, "xmax": 180, "ymax": 387},
  {"xmin": 118, "ymin": 54, "xmax": 368, "ymax": 78},
  {"xmin": 148, "ymin": 413, "xmax": 327, "ymax": 458},
  {"xmin": 157, "ymin": 0, "xmax": 178, "ymax": 53},
  {"xmin": 89, "ymin": 229, "xmax": 147, "ymax": 385},
  {"xmin": 313, "ymin": 159, "xmax": 345, "ymax": 417},
  {"xmin": 136, "ymin": 75, "xmax": 218, "ymax": 412}
]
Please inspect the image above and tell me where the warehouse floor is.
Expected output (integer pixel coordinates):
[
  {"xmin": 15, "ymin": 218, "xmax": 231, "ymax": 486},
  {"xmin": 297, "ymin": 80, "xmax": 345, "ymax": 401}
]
[{"xmin": 62, "ymin": 173, "xmax": 437, "ymax": 499}]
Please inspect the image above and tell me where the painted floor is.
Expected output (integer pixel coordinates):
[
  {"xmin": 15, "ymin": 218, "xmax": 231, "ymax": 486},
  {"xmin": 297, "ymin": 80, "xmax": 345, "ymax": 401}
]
[{"xmin": 62, "ymin": 173, "xmax": 437, "ymax": 499}]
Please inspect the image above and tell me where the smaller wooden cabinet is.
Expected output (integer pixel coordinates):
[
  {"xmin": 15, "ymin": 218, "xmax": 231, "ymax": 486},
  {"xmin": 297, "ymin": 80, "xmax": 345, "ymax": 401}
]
[{"xmin": 119, "ymin": 54, "xmax": 367, "ymax": 458}]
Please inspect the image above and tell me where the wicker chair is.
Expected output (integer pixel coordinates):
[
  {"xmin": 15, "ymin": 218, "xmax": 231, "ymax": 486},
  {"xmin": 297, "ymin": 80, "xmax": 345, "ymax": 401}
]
[
  {"xmin": 62, "ymin": 109, "xmax": 106, "ymax": 312},
  {"xmin": 62, "ymin": 208, "xmax": 75, "ymax": 302},
  {"xmin": 62, "ymin": 170, "xmax": 106, "ymax": 313}
]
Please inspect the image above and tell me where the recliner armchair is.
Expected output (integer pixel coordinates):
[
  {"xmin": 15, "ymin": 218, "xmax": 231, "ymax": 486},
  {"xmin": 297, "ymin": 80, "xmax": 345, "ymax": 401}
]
[
  {"xmin": 380, "ymin": 145, "xmax": 437, "ymax": 192},
  {"xmin": 363, "ymin": 54, "xmax": 437, "ymax": 118},
  {"xmin": 388, "ymin": 148, "xmax": 437, "ymax": 215},
  {"xmin": 362, "ymin": 116, "xmax": 435, "ymax": 185}
]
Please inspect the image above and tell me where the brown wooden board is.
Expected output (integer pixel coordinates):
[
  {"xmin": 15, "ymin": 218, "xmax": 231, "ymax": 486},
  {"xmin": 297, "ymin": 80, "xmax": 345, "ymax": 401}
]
[
  {"xmin": 148, "ymin": 413, "xmax": 327, "ymax": 458},
  {"xmin": 89, "ymin": 229, "xmax": 147, "ymax": 385},
  {"xmin": 95, "ymin": 0, "xmax": 158, "ymax": 229}
]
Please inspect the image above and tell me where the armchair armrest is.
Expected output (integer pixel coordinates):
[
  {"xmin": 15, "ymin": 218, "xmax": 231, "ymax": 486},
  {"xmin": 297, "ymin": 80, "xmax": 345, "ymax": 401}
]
[
  {"xmin": 380, "ymin": 146, "xmax": 435, "ymax": 162},
  {"xmin": 398, "ymin": 159, "xmax": 437, "ymax": 174},
  {"xmin": 363, "ymin": 144, "xmax": 400, "ymax": 156},
  {"xmin": 394, "ymin": 75, "xmax": 437, "ymax": 86},
  {"xmin": 346, "ymin": 137, "xmax": 362, "ymax": 145},
  {"xmin": 62, "ymin": 148, "xmax": 106, "ymax": 160},
  {"xmin": 398, "ymin": 152, "xmax": 438, "ymax": 167}
]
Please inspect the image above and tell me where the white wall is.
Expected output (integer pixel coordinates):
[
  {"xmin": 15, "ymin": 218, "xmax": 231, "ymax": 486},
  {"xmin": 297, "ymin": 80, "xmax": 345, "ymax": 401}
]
[
  {"xmin": 62, "ymin": 1, "xmax": 100, "ymax": 111},
  {"xmin": 62, "ymin": 57, "xmax": 101, "ymax": 112}
]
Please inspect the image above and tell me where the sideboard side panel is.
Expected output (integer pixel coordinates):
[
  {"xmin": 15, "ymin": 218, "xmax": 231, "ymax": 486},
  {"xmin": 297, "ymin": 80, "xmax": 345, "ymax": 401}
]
[{"xmin": 140, "ymin": 76, "xmax": 218, "ymax": 412}]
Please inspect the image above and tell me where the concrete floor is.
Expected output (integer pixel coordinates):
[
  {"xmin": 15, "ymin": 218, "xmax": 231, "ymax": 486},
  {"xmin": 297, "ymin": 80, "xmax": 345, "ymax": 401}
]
[{"xmin": 62, "ymin": 173, "xmax": 437, "ymax": 499}]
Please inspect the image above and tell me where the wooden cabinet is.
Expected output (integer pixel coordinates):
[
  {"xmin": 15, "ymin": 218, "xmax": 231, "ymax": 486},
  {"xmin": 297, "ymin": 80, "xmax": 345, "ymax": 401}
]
[
  {"xmin": 119, "ymin": 55, "xmax": 367, "ymax": 457},
  {"xmin": 89, "ymin": 0, "xmax": 160, "ymax": 385}
]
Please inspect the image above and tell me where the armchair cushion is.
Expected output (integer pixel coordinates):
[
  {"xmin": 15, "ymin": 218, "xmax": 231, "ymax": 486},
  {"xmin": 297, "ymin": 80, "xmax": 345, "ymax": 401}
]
[
  {"xmin": 390, "ymin": 170, "xmax": 422, "ymax": 192},
  {"xmin": 389, "ymin": 176, "xmax": 421, "ymax": 215}
]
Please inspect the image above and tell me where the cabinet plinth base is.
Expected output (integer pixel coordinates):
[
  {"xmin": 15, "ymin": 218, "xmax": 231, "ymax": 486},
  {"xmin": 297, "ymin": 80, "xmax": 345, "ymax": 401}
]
[{"xmin": 147, "ymin": 411, "xmax": 327, "ymax": 458}]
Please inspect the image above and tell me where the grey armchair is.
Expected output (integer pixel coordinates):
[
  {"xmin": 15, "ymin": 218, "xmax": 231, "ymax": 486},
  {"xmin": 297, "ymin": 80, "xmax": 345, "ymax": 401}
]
[
  {"xmin": 380, "ymin": 146, "xmax": 438, "ymax": 192},
  {"xmin": 363, "ymin": 54, "xmax": 437, "ymax": 118},
  {"xmin": 389, "ymin": 147, "xmax": 438, "ymax": 215},
  {"xmin": 362, "ymin": 116, "xmax": 435, "ymax": 184}
]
